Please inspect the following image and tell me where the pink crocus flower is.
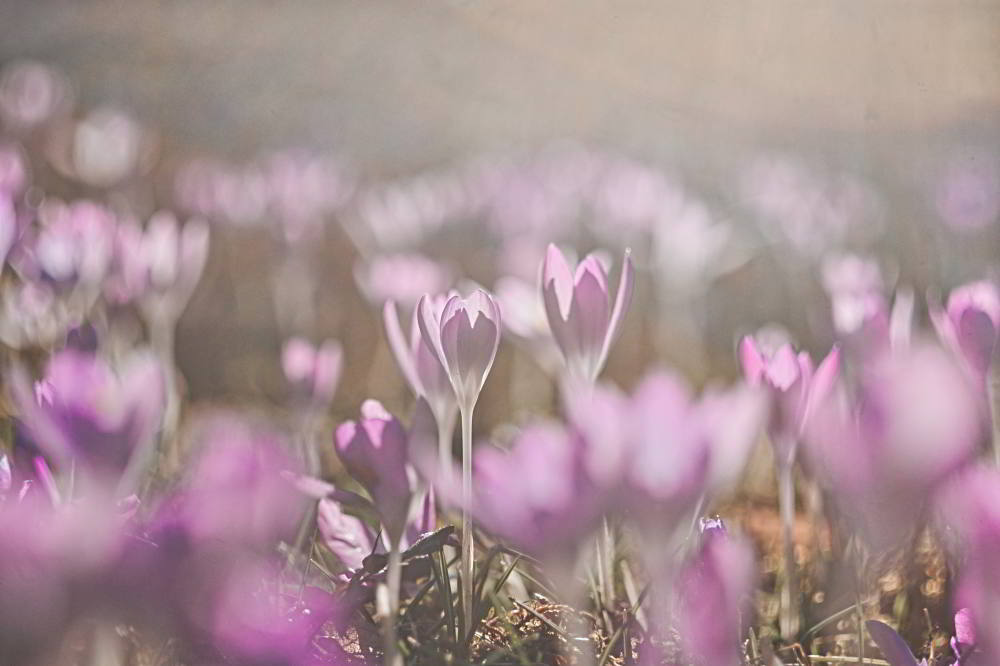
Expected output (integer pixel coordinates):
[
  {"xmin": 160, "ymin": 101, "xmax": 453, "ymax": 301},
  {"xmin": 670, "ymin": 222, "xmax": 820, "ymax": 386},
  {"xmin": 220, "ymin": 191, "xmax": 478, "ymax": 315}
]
[
  {"xmin": 739, "ymin": 333, "xmax": 840, "ymax": 456},
  {"xmin": 540, "ymin": 244, "xmax": 634, "ymax": 383},
  {"xmin": 930, "ymin": 280, "xmax": 1000, "ymax": 385},
  {"xmin": 807, "ymin": 343, "xmax": 981, "ymax": 548},
  {"xmin": 672, "ymin": 528, "xmax": 757, "ymax": 666},
  {"xmin": 384, "ymin": 293, "xmax": 458, "ymax": 425},
  {"xmin": 335, "ymin": 400, "xmax": 415, "ymax": 544},
  {"xmin": 281, "ymin": 336, "xmax": 343, "ymax": 406},
  {"xmin": 139, "ymin": 211, "xmax": 210, "ymax": 322}
]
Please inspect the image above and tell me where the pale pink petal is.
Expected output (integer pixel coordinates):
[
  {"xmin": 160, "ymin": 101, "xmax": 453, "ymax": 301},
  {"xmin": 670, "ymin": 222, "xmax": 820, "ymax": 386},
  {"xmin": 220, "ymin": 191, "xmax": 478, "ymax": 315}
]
[
  {"xmin": 596, "ymin": 248, "xmax": 635, "ymax": 374},
  {"xmin": 541, "ymin": 243, "xmax": 575, "ymax": 319},
  {"xmin": 383, "ymin": 300, "xmax": 423, "ymax": 395}
]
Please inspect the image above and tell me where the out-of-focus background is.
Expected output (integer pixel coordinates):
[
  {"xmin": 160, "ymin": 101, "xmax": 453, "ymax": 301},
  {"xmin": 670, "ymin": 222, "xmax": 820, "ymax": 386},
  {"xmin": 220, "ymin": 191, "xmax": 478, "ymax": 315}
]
[{"xmin": 1, "ymin": 0, "xmax": 998, "ymax": 423}]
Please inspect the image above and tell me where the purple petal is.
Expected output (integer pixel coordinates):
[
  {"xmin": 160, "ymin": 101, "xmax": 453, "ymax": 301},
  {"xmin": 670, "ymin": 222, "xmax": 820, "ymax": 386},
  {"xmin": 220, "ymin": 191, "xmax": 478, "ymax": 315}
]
[{"xmin": 866, "ymin": 620, "xmax": 920, "ymax": 666}]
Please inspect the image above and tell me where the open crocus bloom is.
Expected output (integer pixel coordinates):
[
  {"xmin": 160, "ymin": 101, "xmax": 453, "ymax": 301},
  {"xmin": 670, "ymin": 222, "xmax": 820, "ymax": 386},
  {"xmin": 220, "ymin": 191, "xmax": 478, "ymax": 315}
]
[
  {"xmin": 930, "ymin": 280, "xmax": 1000, "ymax": 385},
  {"xmin": 417, "ymin": 289, "xmax": 501, "ymax": 412},
  {"xmin": 541, "ymin": 243, "xmax": 634, "ymax": 382}
]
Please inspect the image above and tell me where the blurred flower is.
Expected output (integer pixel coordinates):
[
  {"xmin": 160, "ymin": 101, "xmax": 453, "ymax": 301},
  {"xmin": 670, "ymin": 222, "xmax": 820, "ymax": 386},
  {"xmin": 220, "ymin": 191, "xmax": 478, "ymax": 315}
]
[
  {"xmin": 357, "ymin": 252, "xmax": 451, "ymax": 308},
  {"xmin": 822, "ymin": 253, "xmax": 887, "ymax": 338},
  {"xmin": 417, "ymin": 289, "xmax": 501, "ymax": 412},
  {"xmin": 10, "ymin": 348, "xmax": 164, "ymax": 485},
  {"xmin": 0, "ymin": 193, "xmax": 18, "ymax": 267},
  {"xmin": 672, "ymin": 529, "xmax": 756, "ymax": 666},
  {"xmin": 67, "ymin": 107, "xmax": 152, "ymax": 187},
  {"xmin": 935, "ymin": 148, "xmax": 1000, "ymax": 232},
  {"xmin": 806, "ymin": 343, "xmax": 981, "ymax": 547},
  {"xmin": 139, "ymin": 210, "xmax": 210, "ymax": 321},
  {"xmin": 652, "ymin": 200, "xmax": 736, "ymax": 295},
  {"xmin": 316, "ymin": 496, "xmax": 375, "ymax": 572},
  {"xmin": 102, "ymin": 220, "xmax": 148, "ymax": 305},
  {"xmin": 282, "ymin": 337, "xmax": 343, "ymax": 407},
  {"xmin": 541, "ymin": 244, "xmax": 634, "ymax": 383},
  {"xmin": 265, "ymin": 150, "xmax": 353, "ymax": 242},
  {"xmin": 741, "ymin": 155, "xmax": 883, "ymax": 256},
  {"xmin": 30, "ymin": 199, "xmax": 115, "ymax": 287},
  {"xmin": 936, "ymin": 466, "xmax": 1000, "ymax": 664},
  {"xmin": 0, "ymin": 142, "xmax": 28, "ymax": 195},
  {"xmin": 460, "ymin": 420, "xmax": 608, "ymax": 562},
  {"xmin": 494, "ymin": 275, "xmax": 562, "ymax": 374},
  {"xmin": 930, "ymin": 280, "xmax": 1000, "ymax": 385},
  {"xmin": 739, "ymin": 332, "xmax": 840, "ymax": 453},
  {"xmin": 0, "ymin": 60, "xmax": 69, "ymax": 130}
]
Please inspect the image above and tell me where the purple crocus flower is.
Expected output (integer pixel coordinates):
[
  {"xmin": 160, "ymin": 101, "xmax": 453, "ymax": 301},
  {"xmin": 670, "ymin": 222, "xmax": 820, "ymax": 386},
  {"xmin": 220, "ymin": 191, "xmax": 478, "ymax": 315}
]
[
  {"xmin": 540, "ymin": 243, "xmax": 634, "ymax": 383},
  {"xmin": 10, "ymin": 348, "xmax": 165, "ymax": 485},
  {"xmin": 930, "ymin": 280, "xmax": 999, "ymax": 386},
  {"xmin": 335, "ymin": 400, "xmax": 415, "ymax": 543},
  {"xmin": 671, "ymin": 529, "xmax": 756, "ymax": 666}
]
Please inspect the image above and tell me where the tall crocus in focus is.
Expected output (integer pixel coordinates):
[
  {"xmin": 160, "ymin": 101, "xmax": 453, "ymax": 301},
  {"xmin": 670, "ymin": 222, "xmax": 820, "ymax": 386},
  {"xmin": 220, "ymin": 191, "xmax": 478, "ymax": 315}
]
[
  {"xmin": 384, "ymin": 293, "xmax": 459, "ymax": 480},
  {"xmin": 10, "ymin": 348, "xmax": 165, "ymax": 494},
  {"xmin": 739, "ymin": 331, "xmax": 839, "ymax": 638},
  {"xmin": 335, "ymin": 400, "xmax": 421, "ymax": 666},
  {"xmin": 540, "ymin": 243, "xmax": 634, "ymax": 384},
  {"xmin": 417, "ymin": 289, "xmax": 501, "ymax": 631},
  {"xmin": 930, "ymin": 281, "xmax": 1000, "ymax": 461}
]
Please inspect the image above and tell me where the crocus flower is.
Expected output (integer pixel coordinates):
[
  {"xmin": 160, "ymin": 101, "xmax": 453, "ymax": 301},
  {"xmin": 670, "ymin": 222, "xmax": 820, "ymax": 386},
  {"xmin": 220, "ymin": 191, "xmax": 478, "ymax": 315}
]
[
  {"xmin": 936, "ymin": 466, "xmax": 1000, "ymax": 664},
  {"xmin": 739, "ymin": 332, "xmax": 840, "ymax": 456},
  {"xmin": 384, "ymin": 294, "xmax": 457, "ymax": 425},
  {"xmin": 807, "ymin": 343, "xmax": 981, "ymax": 548},
  {"xmin": 282, "ymin": 336, "xmax": 343, "ymax": 406},
  {"xmin": 930, "ymin": 280, "xmax": 1000, "ymax": 385},
  {"xmin": 10, "ymin": 348, "xmax": 165, "ymax": 486},
  {"xmin": 139, "ymin": 210, "xmax": 211, "ymax": 322},
  {"xmin": 30, "ymin": 199, "xmax": 114, "ymax": 288},
  {"xmin": 358, "ymin": 253, "xmax": 451, "ymax": 308},
  {"xmin": 335, "ymin": 400, "xmax": 415, "ymax": 543},
  {"xmin": 671, "ymin": 529, "xmax": 756, "ymax": 666},
  {"xmin": 540, "ymin": 243, "xmax": 634, "ymax": 383},
  {"xmin": 417, "ymin": 289, "xmax": 501, "ymax": 412}
]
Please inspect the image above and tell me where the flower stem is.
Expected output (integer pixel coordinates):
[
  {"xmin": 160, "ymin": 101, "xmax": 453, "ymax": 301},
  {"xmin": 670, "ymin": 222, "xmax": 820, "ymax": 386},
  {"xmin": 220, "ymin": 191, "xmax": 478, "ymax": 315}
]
[
  {"xmin": 383, "ymin": 542, "xmax": 403, "ymax": 666},
  {"xmin": 438, "ymin": 406, "xmax": 457, "ymax": 488},
  {"xmin": 778, "ymin": 456, "xmax": 800, "ymax": 640},
  {"xmin": 460, "ymin": 404, "xmax": 475, "ymax": 636}
]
